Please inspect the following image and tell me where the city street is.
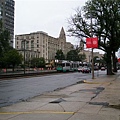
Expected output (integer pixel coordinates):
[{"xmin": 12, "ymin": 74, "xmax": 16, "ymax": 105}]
[
  {"xmin": 0, "ymin": 70, "xmax": 106, "ymax": 107},
  {"xmin": 0, "ymin": 70, "xmax": 119, "ymax": 120}
]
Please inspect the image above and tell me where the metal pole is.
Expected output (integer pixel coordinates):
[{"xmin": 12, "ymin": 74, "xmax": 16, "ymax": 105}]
[
  {"xmin": 23, "ymin": 40, "xmax": 25, "ymax": 74},
  {"xmin": 90, "ymin": 5, "xmax": 94, "ymax": 79},
  {"xmin": 91, "ymin": 48, "xmax": 94, "ymax": 79}
]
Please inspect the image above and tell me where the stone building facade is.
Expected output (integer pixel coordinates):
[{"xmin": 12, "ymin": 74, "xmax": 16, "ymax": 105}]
[{"xmin": 15, "ymin": 27, "xmax": 74, "ymax": 63}]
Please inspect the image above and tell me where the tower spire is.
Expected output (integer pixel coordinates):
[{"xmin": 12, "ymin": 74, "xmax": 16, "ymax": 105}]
[{"xmin": 59, "ymin": 27, "xmax": 66, "ymax": 40}]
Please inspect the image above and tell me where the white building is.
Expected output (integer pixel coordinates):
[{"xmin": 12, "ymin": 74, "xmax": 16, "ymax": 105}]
[{"xmin": 15, "ymin": 27, "xmax": 74, "ymax": 63}]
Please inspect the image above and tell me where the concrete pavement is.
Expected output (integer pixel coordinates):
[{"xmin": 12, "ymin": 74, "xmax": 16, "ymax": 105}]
[{"xmin": 0, "ymin": 73, "xmax": 120, "ymax": 120}]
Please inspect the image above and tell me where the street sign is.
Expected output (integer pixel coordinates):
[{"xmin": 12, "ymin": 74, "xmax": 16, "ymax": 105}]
[{"xmin": 86, "ymin": 37, "xmax": 98, "ymax": 48}]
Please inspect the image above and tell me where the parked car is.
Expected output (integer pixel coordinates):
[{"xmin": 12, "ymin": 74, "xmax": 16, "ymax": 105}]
[
  {"xmin": 82, "ymin": 67, "xmax": 91, "ymax": 73},
  {"xmin": 78, "ymin": 67, "xmax": 83, "ymax": 72},
  {"xmin": 94, "ymin": 66, "xmax": 99, "ymax": 70},
  {"xmin": 101, "ymin": 67, "xmax": 105, "ymax": 71}
]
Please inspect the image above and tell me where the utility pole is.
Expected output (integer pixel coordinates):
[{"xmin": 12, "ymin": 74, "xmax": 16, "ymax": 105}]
[
  {"xmin": 23, "ymin": 39, "xmax": 26, "ymax": 74},
  {"xmin": 90, "ymin": 5, "xmax": 94, "ymax": 79}
]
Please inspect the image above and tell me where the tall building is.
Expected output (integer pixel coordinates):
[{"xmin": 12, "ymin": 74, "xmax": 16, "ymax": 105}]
[
  {"xmin": 15, "ymin": 27, "xmax": 74, "ymax": 63},
  {"xmin": 0, "ymin": 0, "xmax": 15, "ymax": 47}
]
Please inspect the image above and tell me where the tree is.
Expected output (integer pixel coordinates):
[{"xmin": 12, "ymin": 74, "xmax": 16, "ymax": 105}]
[
  {"xmin": 31, "ymin": 57, "xmax": 45, "ymax": 68},
  {"xmin": 68, "ymin": 0, "xmax": 120, "ymax": 75},
  {"xmin": 93, "ymin": 56, "xmax": 99, "ymax": 65},
  {"xmin": 66, "ymin": 49, "xmax": 86, "ymax": 61},
  {"xmin": 38, "ymin": 57, "xmax": 45, "ymax": 68},
  {"xmin": 66, "ymin": 50, "xmax": 79, "ymax": 61},
  {"xmin": 55, "ymin": 50, "xmax": 65, "ymax": 60},
  {"xmin": 79, "ymin": 53, "xmax": 86, "ymax": 61},
  {"xmin": 2, "ymin": 49, "xmax": 23, "ymax": 71}
]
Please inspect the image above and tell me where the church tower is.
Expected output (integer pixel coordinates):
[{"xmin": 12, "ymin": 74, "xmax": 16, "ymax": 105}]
[{"xmin": 59, "ymin": 27, "xmax": 66, "ymax": 42}]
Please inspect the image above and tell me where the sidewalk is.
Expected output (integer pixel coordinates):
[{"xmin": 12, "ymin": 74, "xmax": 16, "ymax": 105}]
[{"xmin": 0, "ymin": 73, "xmax": 120, "ymax": 120}]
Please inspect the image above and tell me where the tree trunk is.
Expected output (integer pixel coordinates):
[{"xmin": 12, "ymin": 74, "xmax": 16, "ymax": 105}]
[
  {"xmin": 12, "ymin": 65, "xmax": 15, "ymax": 72},
  {"xmin": 106, "ymin": 51, "xmax": 113, "ymax": 75},
  {"xmin": 112, "ymin": 50, "xmax": 117, "ymax": 72}
]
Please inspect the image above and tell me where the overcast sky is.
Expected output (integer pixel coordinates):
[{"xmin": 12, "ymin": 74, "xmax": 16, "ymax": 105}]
[
  {"xmin": 15, "ymin": 0, "xmax": 88, "ymax": 45},
  {"xmin": 14, "ymin": 0, "xmax": 106, "ymax": 54}
]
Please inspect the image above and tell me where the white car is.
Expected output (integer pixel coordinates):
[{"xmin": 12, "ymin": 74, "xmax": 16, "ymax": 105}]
[
  {"xmin": 101, "ymin": 67, "xmax": 105, "ymax": 71},
  {"xmin": 78, "ymin": 67, "xmax": 83, "ymax": 72}
]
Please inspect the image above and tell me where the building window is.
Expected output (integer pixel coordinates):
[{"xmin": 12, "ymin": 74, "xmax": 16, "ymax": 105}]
[
  {"xmin": 21, "ymin": 41, "xmax": 24, "ymax": 49},
  {"xmin": 31, "ymin": 36, "xmax": 34, "ymax": 39},
  {"xmin": 31, "ymin": 41, "xmax": 34, "ymax": 49},
  {"xmin": 26, "ymin": 41, "xmax": 29, "ymax": 50}
]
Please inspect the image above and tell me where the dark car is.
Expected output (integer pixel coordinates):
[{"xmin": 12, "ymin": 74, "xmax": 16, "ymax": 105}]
[
  {"xmin": 82, "ymin": 67, "xmax": 91, "ymax": 73},
  {"xmin": 94, "ymin": 66, "xmax": 99, "ymax": 70}
]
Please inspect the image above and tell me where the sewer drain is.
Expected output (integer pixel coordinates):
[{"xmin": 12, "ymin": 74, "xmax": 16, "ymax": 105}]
[
  {"xmin": 89, "ymin": 102, "xmax": 109, "ymax": 106},
  {"xmin": 49, "ymin": 98, "xmax": 66, "ymax": 103}
]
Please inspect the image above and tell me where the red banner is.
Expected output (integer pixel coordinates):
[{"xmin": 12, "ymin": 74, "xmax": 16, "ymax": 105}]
[
  {"xmin": 118, "ymin": 58, "xmax": 120, "ymax": 62},
  {"xmin": 86, "ymin": 38, "xmax": 92, "ymax": 48},
  {"xmin": 86, "ymin": 37, "xmax": 98, "ymax": 48}
]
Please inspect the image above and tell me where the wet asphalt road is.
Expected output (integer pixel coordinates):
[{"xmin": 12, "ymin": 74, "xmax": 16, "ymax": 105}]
[{"xmin": 0, "ymin": 71, "xmax": 105, "ymax": 107}]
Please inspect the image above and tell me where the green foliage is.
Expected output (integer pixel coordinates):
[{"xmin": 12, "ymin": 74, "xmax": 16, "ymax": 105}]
[
  {"xmin": 1, "ymin": 49, "xmax": 23, "ymax": 71},
  {"xmin": 31, "ymin": 57, "xmax": 45, "ymax": 68},
  {"xmin": 66, "ymin": 50, "xmax": 78, "ymax": 61},
  {"xmin": 68, "ymin": 0, "xmax": 120, "ymax": 75},
  {"xmin": 79, "ymin": 53, "xmax": 86, "ymax": 61},
  {"xmin": 93, "ymin": 56, "xmax": 99, "ymax": 64},
  {"xmin": 55, "ymin": 50, "xmax": 65, "ymax": 60},
  {"xmin": 66, "ymin": 49, "xmax": 86, "ymax": 61}
]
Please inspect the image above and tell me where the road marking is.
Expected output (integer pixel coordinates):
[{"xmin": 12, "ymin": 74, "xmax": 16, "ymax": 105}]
[{"xmin": 0, "ymin": 110, "xmax": 74, "ymax": 115}]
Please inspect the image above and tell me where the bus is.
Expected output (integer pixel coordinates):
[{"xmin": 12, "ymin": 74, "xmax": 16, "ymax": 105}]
[{"xmin": 56, "ymin": 60, "xmax": 71, "ymax": 72}]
